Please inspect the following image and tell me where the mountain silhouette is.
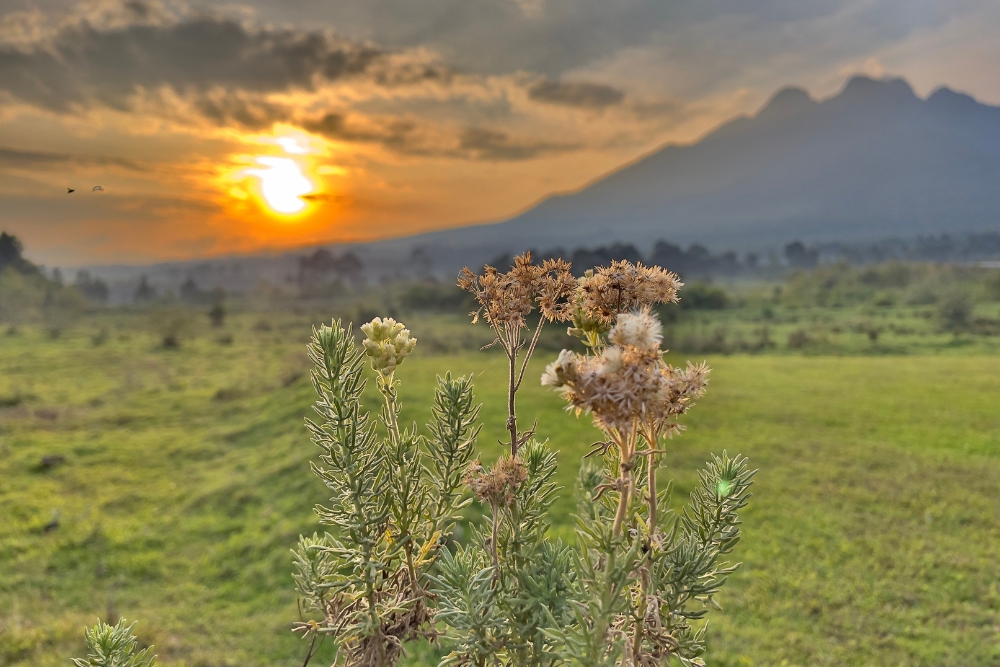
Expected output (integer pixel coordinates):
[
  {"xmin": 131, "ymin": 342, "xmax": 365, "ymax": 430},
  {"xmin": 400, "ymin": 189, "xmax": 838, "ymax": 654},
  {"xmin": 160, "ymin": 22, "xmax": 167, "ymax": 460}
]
[
  {"xmin": 74, "ymin": 76, "xmax": 1000, "ymax": 291},
  {"xmin": 402, "ymin": 75, "xmax": 1000, "ymax": 263}
]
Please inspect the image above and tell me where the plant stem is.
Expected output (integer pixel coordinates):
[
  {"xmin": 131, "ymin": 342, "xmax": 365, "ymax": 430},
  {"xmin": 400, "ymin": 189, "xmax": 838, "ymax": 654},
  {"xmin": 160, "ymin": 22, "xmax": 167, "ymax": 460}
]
[
  {"xmin": 490, "ymin": 505, "xmax": 500, "ymax": 568},
  {"xmin": 506, "ymin": 346, "xmax": 518, "ymax": 456},
  {"xmin": 648, "ymin": 448, "xmax": 657, "ymax": 536}
]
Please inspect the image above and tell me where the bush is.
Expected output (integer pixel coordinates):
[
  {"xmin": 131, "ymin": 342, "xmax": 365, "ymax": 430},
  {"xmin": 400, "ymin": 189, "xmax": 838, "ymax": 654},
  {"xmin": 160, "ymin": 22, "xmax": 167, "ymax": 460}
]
[
  {"xmin": 76, "ymin": 257, "xmax": 756, "ymax": 667},
  {"xmin": 679, "ymin": 282, "xmax": 729, "ymax": 310},
  {"xmin": 788, "ymin": 328, "xmax": 811, "ymax": 349},
  {"xmin": 938, "ymin": 292, "xmax": 973, "ymax": 331}
]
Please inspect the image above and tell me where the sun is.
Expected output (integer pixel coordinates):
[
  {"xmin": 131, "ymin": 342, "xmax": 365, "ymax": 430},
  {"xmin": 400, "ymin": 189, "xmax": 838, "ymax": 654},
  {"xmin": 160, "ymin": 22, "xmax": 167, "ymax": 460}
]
[{"xmin": 246, "ymin": 156, "xmax": 313, "ymax": 214}]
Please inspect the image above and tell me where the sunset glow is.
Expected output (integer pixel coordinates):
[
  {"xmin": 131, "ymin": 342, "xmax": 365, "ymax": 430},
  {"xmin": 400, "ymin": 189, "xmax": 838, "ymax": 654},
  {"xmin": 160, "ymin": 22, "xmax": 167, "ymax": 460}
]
[{"xmin": 246, "ymin": 157, "xmax": 313, "ymax": 215}]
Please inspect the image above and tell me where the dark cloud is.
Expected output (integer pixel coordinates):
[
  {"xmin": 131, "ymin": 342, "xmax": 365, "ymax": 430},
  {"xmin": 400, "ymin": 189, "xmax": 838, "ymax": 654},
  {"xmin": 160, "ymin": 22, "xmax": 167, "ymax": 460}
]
[
  {"xmin": 301, "ymin": 112, "xmax": 580, "ymax": 161},
  {"xmin": 235, "ymin": 0, "xmax": 863, "ymax": 76},
  {"xmin": 458, "ymin": 127, "xmax": 580, "ymax": 161},
  {"xmin": 528, "ymin": 80, "xmax": 624, "ymax": 108},
  {"xmin": 193, "ymin": 94, "xmax": 286, "ymax": 130},
  {"xmin": 303, "ymin": 112, "xmax": 418, "ymax": 152},
  {"xmin": 0, "ymin": 146, "xmax": 146, "ymax": 170},
  {"xmin": 0, "ymin": 7, "xmax": 390, "ymax": 114}
]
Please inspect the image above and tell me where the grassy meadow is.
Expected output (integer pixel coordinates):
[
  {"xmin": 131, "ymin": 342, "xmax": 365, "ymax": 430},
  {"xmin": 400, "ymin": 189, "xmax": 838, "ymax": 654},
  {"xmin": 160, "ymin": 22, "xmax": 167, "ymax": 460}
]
[{"xmin": 1, "ymin": 303, "xmax": 1000, "ymax": 666}]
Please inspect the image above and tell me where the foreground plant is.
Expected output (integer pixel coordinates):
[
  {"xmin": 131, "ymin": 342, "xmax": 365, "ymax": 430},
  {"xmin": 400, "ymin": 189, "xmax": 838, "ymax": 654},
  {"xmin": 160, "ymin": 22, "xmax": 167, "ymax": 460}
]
[
  {"xmin": 71, "ymin": 619, "xmax": 156, "ymax": 667},
  {"xmin": 76, "ymin": 255, "xmax": 753, "ymax": 667},
  {"xmin": 291, "ymin": 317, "xmax": 479, "ymax": 666},
  {"xmin": 290, "ymin": 255, "xmax": 753, "ymax": 667}
]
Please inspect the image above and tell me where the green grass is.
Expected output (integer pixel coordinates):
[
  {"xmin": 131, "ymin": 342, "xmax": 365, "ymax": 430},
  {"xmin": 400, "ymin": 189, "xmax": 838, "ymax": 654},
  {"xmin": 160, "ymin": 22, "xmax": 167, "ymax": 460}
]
[{"xmin": 1, "ymin": 313, "xmax": 999, "ymax": 666}]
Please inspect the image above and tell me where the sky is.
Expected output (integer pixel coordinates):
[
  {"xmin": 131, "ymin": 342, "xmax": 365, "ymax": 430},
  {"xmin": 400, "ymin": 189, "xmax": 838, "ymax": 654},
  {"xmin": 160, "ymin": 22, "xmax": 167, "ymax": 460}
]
[{"xmin": 1, "ymin": 0, "xmax": 999, "ymax": 267}]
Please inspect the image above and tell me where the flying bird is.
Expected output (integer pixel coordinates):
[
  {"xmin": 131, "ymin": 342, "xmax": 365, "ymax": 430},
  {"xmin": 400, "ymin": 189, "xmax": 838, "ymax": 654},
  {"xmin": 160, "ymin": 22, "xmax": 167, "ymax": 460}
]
[
  {"xmin": 92, "ymin": 186, "xmax": 103, "ymax": 192},
  {"xmin": 67, "ymin": 188, "xmax": 74, "ymax": 194}
]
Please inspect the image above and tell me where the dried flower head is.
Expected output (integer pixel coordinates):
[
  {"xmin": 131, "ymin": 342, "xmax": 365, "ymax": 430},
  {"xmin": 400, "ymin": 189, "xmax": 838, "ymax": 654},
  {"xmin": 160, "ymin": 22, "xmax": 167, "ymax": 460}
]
[
  {"xmin": 576, "ymin": 260, "xmax": 682, "ymax": 327},
  {"xmin": 541, "ymin": 349, "xmax": 579, "ymax": 389},
  {"xmin": 608, "ymin": 309, "xmax": 663, "ymax": 352},
  {"xmin": 457, "ymin": 252, "xmax": 576, "ymax": 330},
  {"xmin": 462, "ymin": 456, "xmax": 528, "ymax": 507},
  {"xmin": 361, "ymin": 316, "xmax": 417, "ymax": 374},
  {"xmin": 543, "ymin": 309, "xmax": 709, "ymax": 434}
]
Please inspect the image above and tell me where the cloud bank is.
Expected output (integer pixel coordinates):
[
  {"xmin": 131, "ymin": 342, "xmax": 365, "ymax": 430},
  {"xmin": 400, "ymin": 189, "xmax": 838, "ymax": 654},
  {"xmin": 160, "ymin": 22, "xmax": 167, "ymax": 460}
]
[{"xmin": 1, "ymin": 0, "xmax": 998, "ymax": 266}]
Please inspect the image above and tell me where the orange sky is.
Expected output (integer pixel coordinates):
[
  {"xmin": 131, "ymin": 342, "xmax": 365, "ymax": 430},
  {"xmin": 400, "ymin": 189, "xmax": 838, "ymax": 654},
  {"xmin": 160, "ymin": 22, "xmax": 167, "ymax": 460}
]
[{"xmin": 2, "ymin": 0, "xmax": 999, "ymax": 266}]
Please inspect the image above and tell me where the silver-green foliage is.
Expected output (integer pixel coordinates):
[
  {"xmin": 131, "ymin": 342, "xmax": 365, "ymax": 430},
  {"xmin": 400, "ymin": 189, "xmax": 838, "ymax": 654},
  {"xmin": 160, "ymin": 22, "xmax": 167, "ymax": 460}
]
[
  {"xmin": 292, "ymin": 320, "xmax": 479, "ymax": 667},
  {"xmin": 432, "ymin": 440, "xmax": 576, "ymax": 667},
  {"xmin": 291, "ymin": 257, "xmax": 756, "ymax": 667},
  {"xmin": 71, "ymin": 619, "xmax": 156, "ymax": 667}
]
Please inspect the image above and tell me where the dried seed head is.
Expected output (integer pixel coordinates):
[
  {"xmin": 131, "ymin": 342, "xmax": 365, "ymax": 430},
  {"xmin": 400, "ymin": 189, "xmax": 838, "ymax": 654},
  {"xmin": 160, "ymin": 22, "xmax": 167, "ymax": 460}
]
[
  {"xmin": 608, "ymin": 309, "xmax": 662, "ymax": 352},
  {"xmin": 541, "ymin": 349, "xmax": 579, "ymax": 388},
  {"xmin": 543, "ymin": 309, "xmax": 709, "ymax": 434},
  {"xmin": 575, "ymin": 260, "xmax": 681, "ymax": 328},
  {"xmin": 463, "ymin": 456, "xmax": 528, "ymax": 507},
  {"xmin": 458, "ymin": 252, "xmax": 576, "ymax": 330}
]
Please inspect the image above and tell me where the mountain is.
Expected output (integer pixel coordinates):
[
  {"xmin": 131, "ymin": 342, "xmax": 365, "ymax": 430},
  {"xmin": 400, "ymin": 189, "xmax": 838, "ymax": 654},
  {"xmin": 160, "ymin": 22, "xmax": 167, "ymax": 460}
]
[
  {"xmin": 393, "ymin": 75, "xmax": 1000, "ymax": 270},
  {"xmin": 78, "ymin": 76, "xmax": 1000, "ymax": 291}
]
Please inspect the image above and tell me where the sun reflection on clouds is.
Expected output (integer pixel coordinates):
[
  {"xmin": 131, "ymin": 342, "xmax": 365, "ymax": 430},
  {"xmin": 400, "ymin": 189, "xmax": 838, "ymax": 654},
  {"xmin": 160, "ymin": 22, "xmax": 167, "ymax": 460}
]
[
  {"xmin": 220, "ymin": 129, "xmax": 341, "ymax": 219},
  {"xmin": 246, "ymin": 157, "xmax": 313, "ymax": 213}
]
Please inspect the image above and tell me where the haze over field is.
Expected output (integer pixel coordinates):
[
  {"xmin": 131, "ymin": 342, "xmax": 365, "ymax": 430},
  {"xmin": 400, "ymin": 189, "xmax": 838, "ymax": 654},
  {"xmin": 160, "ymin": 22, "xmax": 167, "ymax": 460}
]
[{"xmin": 2, "ymin": 0, "xmax": 1000, "ymax": 267}]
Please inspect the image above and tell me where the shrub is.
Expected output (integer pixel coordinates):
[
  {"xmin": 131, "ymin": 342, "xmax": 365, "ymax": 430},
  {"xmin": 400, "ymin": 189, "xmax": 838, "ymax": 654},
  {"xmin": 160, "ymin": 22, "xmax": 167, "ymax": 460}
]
[
  {"xmin": 787, "ymin": 328, "xmax": 811, "ymax": 349},
  {"xmin": 76, "ymin": 256, "xmax": 756, "ymax": 667},
  {"xmin": 208, "ymin": 303, "xmax": 226, "ymax": 327},
  {"xmin": 938, "ymin": 292, "xmax": 973, "ymax": 332}
]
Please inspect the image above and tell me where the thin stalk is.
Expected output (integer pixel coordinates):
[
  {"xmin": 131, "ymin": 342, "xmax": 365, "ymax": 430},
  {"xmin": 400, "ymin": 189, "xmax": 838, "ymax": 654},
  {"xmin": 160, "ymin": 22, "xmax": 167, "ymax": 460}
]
[
  {"xmin": 611, "ymin": 432, "xmax": 631, "ymax": 538},
  {"xmin": 506, "ymin": 344, "xmax": 518, "ymax": 456},
  {"xmin": 514, "ymin": 319, "xmax": 545, "ymax": 391},
  {"xmin": 647, "ymin": 447, "xmax": 657, "ymax": 536},
  {"xmin": 490, "ymin": 504, "xmax": 500, "ymax": 568},
  {"xmin": 405, "ymin": 543, "xmax": 418, "ymax": 591},
  {"xmin": 378, "ymin": 372, "xmax": 419, "ymax": 589}
]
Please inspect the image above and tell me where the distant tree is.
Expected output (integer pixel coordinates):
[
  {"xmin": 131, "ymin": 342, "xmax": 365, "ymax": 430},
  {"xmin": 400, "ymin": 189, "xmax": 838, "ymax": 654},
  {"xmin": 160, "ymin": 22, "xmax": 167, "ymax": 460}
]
[
  {"xmin": 409, "ymin": 246, "xmax": 434, "ymax": 279},
  {"xmin": 717, "ymin": 250, "xmax": 740, "ymax": 275},
  {"xmin": 134, "ymin": 275, "xmax": 157, "ymax": 303},
  {"xmin": 75, "ymin": 271, "xmax": 110, "ymax": 303},
  {"xmin": 678, "ymin": 282, "xmax": 729, "ymax": 310},
  {"xmin": 0, "ymin": 232, "xmax": 35, "ymax": 274},
  {"xmin": 297, "ymin": 249, "xmax": 338, "ymax": 288},
  {"xmin": 209, "ymin": 303, "xmax": 226, "ymax": 327},
  {"xmin": 179, "ymin": 278, "xmax": 201, "ymax": 303},
  {"xmin": 784, "ymin": 241, "xmax": 819, "ymax": 269},
  {"xmin": 649, "ymin": 240, "xmax": 686, "ymax": 272},
  {"xmin": 938, "ymin": 291, "xmax": 973, "ymax": 331},
  {"xmin": 332, "ymin": 251, "xmax": 365, "ymax": 287},
  {"xmin": 988, "ymin": 271, "xmax": 1000, "ymax": 302}
]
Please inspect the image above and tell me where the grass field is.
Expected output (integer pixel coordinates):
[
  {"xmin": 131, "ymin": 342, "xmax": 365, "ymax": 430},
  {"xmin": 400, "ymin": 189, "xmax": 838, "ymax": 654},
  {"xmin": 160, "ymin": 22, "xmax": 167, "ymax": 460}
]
[{"xmin": 1, "ymin": 312, "xmax": 999, "ymax": 666}]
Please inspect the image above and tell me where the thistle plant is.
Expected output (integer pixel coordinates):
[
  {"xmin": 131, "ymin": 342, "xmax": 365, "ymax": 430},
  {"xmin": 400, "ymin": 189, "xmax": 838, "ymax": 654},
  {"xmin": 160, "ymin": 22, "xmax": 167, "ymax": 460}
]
[
  {"xmin": 77, "ymin": 256, "xmax": 753, "ymax": 667},
  {"xmin": 430, "ymin": 256, "xmax": 754, "ymax": 667},
  {"xmin": 458, "ymin": 252, "xmax": 576, "ymax": 455}
]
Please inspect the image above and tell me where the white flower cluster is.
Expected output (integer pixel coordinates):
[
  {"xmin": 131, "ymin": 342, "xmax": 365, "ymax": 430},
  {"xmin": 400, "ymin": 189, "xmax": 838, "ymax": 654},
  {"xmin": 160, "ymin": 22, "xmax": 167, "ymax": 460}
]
[{"xmin": 361, "ymin": 317, "xmax": 417, "ymax": 374}]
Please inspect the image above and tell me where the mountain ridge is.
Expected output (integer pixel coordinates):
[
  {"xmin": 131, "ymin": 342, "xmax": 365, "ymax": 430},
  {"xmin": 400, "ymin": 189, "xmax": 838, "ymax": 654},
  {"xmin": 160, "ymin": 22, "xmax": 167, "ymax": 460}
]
[
  {"xmin": 395, "ymin": 74, "xmax": 1000, "ymax": 263},
  {"xmin": 71, "ymin": 75, "xmax": 1000, "ymax": 288}
]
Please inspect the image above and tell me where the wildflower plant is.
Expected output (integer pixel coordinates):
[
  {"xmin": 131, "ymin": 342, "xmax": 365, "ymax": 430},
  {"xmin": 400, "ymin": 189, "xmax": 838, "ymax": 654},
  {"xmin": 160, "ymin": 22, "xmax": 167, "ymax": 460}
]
[
  {"xmin": 290, "ymin": 318, "xmax": 480, "ymax": 666},
  {"xmin": 71, "ymin": 619, "xmax": 156, "ymax": 667},
  {"xmin": 74, "ymin": 257, "xmax": 755, "ymax": 667}
]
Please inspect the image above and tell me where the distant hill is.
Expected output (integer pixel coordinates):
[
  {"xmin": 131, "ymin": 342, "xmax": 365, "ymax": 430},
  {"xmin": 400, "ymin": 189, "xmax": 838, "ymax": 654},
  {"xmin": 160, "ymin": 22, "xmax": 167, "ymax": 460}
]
[
  {"xmin": 393, "ymin": 75, "xmax": 1000, "ymax": 268},
  {"xmin": 75, "ymin": 75, "xmax": 1000, "ymax": 290}
]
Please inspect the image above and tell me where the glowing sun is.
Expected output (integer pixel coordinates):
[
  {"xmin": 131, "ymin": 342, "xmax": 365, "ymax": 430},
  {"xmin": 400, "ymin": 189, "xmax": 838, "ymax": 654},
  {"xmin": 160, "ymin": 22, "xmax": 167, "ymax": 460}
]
[{"xmin": 246, "ymin": 156, "xmax": 313, "ymax": 214}]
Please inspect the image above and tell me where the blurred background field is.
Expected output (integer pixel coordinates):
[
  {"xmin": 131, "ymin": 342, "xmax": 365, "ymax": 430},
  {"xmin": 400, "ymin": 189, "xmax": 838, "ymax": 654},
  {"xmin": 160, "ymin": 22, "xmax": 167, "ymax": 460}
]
[{"xmin": 2, "ymin": 261, "xmax": 1000, "ymax": 666}]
